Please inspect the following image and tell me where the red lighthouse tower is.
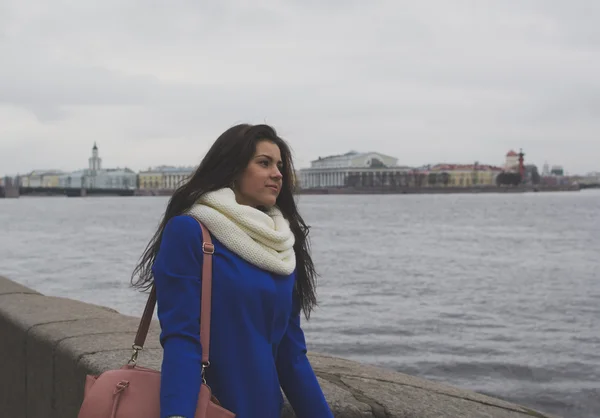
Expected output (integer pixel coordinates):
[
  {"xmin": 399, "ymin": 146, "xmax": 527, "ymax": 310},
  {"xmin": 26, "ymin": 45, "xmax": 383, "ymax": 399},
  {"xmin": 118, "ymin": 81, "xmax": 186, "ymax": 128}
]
[{"xmin": 518, "ymin": 149, "xmax": 525, "ymax": 182}]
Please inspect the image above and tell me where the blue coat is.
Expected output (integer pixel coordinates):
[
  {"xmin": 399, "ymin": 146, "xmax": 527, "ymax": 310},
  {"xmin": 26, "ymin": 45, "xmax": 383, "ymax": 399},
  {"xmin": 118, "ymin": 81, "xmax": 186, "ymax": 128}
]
[{"xmin": 152, "ymin": 215, "xmax": 333, "ymax": 418}]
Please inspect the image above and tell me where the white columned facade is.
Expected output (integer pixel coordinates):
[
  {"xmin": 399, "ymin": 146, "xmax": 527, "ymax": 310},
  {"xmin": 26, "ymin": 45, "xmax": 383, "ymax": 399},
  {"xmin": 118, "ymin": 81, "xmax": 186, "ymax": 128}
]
[
  {"xmin": 299, "ymin": 151, "xmax": 405, "ymax": 190},
  {"xmin": 301, "ymin": 166, "xmax": 408, "ymax": 189}
]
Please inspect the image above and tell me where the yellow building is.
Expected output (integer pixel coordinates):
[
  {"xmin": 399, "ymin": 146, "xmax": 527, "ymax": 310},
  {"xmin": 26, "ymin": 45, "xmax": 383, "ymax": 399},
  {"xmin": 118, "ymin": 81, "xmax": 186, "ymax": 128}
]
[
  {"xmin": 21, "ymin": 170, "xmax": 64, "ymax": 187},
  {"xmin": 138, "ymin": 166, "xmax": 195, "ymax": 190},
  {"xmin": 41, "ymin": 173, "xmax": 62, "ymax": 187},
  {"xmin": 138, "ymin": 170, "xmax": 164, "ymax": 190},
  {"xmin": 428, "ymin": 164, "xmax": 502, "ymax": 187}
]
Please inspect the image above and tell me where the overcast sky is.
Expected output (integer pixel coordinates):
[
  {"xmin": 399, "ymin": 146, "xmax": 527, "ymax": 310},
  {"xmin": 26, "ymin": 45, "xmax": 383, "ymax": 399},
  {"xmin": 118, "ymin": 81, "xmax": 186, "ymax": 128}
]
[{"xmin": 1, "ymin": 0, "xmax": 598, "ymax": 176}]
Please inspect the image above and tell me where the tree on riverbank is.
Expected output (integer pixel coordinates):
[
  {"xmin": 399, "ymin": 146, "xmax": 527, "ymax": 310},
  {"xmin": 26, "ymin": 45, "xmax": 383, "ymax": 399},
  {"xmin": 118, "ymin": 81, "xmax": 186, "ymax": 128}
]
[{"xmin": 496, "ymin": 172, "xmax": 522, "ymax": 186}]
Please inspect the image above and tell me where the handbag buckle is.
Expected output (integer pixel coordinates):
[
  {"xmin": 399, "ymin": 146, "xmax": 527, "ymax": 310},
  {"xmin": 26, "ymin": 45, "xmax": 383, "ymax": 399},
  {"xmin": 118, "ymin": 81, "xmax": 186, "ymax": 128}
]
[
  {"xmin": 201, "ymin": 361, "xmax": 210, "ymax": 384},
  {"xmin": 127, "ymin": 344, "xmax": 143, "ymax": 366},
  {"xmin": 202, "ymin": 242, "xmax": 214, "ymax": 254}
]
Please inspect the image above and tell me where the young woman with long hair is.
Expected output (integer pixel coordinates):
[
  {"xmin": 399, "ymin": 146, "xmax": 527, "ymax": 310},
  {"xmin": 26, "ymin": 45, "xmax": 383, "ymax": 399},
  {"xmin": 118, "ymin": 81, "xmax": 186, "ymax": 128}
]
[{"xmin": 131, "ymin": 124, "xmax": 333, "ymax": 418}]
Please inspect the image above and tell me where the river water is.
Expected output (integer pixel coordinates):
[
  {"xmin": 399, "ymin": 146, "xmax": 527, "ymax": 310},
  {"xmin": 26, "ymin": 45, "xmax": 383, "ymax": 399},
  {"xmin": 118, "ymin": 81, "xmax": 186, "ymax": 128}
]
[{"xmin": 1, "ymin": 191, "xmax": 599, "ymax": 417}]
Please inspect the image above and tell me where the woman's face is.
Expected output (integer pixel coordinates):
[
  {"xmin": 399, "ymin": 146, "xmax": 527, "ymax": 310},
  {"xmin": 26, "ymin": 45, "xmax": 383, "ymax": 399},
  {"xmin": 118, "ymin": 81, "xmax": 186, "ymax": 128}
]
[{"xmin": 234, "ymin": 140, "xmax": 284, "ymax": 208}]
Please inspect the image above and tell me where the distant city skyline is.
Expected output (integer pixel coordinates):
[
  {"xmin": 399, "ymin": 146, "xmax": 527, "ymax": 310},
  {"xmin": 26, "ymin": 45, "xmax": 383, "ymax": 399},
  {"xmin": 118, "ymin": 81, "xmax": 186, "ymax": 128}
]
[
  {"xmin": 1, "ymin": 1, "xmax": 599, "ymax": 176},
  {"xmin": 1, "ymin": 141, "xmax": 588, "ymax": 178},
  {"xmin": 2, "ymin": 141, "xmax": 584, "ymax": 178}
]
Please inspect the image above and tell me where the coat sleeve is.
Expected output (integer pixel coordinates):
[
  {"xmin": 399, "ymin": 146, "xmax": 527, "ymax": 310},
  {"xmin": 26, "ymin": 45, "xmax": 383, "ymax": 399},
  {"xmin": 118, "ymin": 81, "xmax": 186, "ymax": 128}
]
[
  {"xmin": 276, "ymin": 291, "xmax": 334, "ymax": 418},
  {"xmin": 152, "ymin": 215, "xmax": 204, "ymax": 418}
]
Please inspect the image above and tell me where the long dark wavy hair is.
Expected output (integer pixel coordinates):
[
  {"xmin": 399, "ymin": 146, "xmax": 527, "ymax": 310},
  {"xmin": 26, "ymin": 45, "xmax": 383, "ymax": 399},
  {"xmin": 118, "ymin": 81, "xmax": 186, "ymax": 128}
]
[{"xmin": 131, "ymin": 123, "xmax": 318, "ymax": 319}]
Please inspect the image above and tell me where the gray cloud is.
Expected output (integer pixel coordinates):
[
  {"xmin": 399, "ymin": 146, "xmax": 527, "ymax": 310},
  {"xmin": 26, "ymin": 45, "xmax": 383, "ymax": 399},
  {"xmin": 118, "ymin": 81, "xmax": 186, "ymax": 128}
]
[{"xmin": 0, "ymin": 0, "xmax": 599, "ymax": 175}]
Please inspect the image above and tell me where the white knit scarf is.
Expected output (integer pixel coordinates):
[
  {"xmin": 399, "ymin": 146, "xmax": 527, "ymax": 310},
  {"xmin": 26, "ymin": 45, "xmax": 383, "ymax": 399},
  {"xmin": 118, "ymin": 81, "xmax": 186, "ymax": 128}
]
[{"xmin": 186, "ymin": 188, "xmax": 296, "ymax": 276}]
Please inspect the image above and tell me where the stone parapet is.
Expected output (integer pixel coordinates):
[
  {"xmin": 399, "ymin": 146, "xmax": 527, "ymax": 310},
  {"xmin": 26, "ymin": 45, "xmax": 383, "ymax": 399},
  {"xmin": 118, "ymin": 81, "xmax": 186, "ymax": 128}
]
[{"xmin": 0, "ymin": 275, "xmax": 557, "ymax": 418}]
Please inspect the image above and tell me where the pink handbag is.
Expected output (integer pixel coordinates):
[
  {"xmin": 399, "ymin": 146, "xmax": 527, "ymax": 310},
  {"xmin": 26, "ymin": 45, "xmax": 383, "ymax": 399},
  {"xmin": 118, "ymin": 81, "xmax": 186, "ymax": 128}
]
[{"xmin": 77, "ymin": 221, "xmax": 235, "ymax": 418}]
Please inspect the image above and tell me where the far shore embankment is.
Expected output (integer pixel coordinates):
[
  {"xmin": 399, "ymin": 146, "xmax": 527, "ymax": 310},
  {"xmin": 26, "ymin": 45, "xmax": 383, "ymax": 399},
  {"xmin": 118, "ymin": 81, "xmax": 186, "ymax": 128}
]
[
  {"xmin": 294, "ymin": 184, "xmax": 581, "ymax": 195},
  {"xmin": 1, "ymin": 183, "xmax": 584, "ymax": 198}
]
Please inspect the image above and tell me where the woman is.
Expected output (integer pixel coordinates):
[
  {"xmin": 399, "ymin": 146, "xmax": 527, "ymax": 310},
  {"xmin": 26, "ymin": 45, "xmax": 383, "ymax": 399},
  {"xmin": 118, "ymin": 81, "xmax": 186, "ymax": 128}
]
[{"xmin": 131, "ymin": 124, "xmax": 333, "ymax": 418}]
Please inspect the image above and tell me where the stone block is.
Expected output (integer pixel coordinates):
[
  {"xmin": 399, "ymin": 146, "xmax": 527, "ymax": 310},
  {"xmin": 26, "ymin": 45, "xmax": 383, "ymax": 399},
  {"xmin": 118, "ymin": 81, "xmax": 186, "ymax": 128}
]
[
  {"xmin": 53, "ymin": 349, "xmax": 90, "ymax": 418},
  {"xmin": 0, "ymin": 292, "xmax": 123, "ymax": 418},
  {"xmin": 0, "ymin": 293, "xmax": 117, "ymax": 328},
  {"xmin": 0, "ymin": 275, "xmax": 39, "ymax": 296},
  {"xmin": 340, "ymin": 375, "xmax": 533, "ymax": 418},
  {"xmin": 0, "ymin": 316, "xmax": 27, "ymax": 418},
  {"xmin": 80, "ymin": 347, "xmax": 165, "ymax": 375},
  {"xmin": 308, "ymin": 353, "xmax": 558, "ymax": 418},
  {"xmin": 308, "ymin": 353, "xmax": 527, "ymax": 413},
  {"xmin": 281, "ymin": 374, "xmax": 374, "ymax": 418},
  {"xmin": 57, "ymin": 327, "xmax": 162, "ymax": 359}
]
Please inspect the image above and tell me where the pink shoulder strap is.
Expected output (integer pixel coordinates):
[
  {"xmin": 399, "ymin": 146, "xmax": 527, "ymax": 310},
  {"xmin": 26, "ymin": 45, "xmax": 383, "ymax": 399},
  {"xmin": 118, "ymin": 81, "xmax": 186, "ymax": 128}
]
[{"xmin": 131, "ymin": 218, "xmax": 214, "ymax": 367}]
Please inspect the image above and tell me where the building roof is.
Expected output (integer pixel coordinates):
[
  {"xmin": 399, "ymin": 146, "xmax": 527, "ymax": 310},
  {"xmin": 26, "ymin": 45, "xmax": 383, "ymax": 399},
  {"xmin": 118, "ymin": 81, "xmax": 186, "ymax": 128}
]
[
  {"xmin": 104, "ymin": 167, "xmax": 135, "ymax": 174},
  {"xmin": 506, "ymin": 150, "xmax": 518, "ymax": 157},
  {"xmin": 312, "ymin": 151, "xmax": 361, "ymax": 162},
  {"xmin": 25, "ymin": 169, "xmax": 65, "ymax": 176},
  {"xmin": 139, "ymin": 165, "xmax": 196, "ymax": 174},
  {"xmin": 311, "ymin": 151, "xmax": 397, "ymax": 163}
]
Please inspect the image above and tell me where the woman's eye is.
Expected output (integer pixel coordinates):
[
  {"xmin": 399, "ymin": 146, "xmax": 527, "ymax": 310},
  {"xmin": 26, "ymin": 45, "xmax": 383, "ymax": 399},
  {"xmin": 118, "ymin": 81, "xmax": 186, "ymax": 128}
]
[{"xmin": 260, "ymin": 160, "xmax": 269, "ymax": 167}]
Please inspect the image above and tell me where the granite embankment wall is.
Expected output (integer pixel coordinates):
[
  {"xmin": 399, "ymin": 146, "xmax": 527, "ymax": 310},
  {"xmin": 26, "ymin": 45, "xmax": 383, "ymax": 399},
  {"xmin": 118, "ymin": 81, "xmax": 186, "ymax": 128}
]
[{"xmin": 0, "ymin": 275, "xmax": 558, "ymax": 418}]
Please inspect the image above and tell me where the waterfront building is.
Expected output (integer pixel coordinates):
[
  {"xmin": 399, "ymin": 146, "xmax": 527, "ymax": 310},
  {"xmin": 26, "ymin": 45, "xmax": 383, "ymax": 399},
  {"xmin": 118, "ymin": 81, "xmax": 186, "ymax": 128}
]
[
  {"xmin": 58, "ymin": 143, "xmax": 137, "ymax": 189},
  {"xmin": 538, "ymin": 159, "xmax": 569, "ymax": 185},
  {"xmin": 297, "ymin": 151, "xmax": 413, "ymax": 189},
  {"xmin": 550, "ymin": 165, "xmax": 564, "ymax": 176},
  {"xmin": 573, "ymin": 172, "xmax": 600, "ymax": 187},
  {"xmin": 523, "ymin": 164, "xmax": 541, "ymax": 185},
  {"xmin": 59, "ymin": 169, "xmax": 87, "ymax": 189},
  {"xmin": 138, "ymin": 169, "xmax": 164, "ymax": 190},
  {"xmin": 427, "ymin": 164, "xmax": 503, "ymax": 187},
  {"xmin": 586, "ymin": 172, "xmax": 600, "ymax": 181},
  {"xmin": 138, "ymin": 165, "xmax": 195, "ymax": 190},
  {"xmin": 94, "ymin": 168, "xmax": 137, "ymax": 189},
  {"xmin": 20, "ymin": 170, "xmax": 64, "ymax": 187},
  {"xmin": 505, "ymin": 150, "xmax": 520, "ymax": 171},
  {"xmin": 89, "ymin": 143, "xmax": 102, "ymax": 171},
  {"xmin": 542, "ymin": 162, "xmax": 550, "ymax": 176},
  {"xmin": 539, "ymin": 163, "xmax": 570, "ymax": 186}
]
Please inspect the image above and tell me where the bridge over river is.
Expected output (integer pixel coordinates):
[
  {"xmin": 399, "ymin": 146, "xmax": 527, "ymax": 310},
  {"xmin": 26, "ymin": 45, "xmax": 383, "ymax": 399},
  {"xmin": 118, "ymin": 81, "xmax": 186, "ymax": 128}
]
[{"xmin": 0, "ymin": 185, "xmax": 135, "ymax": 198}]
